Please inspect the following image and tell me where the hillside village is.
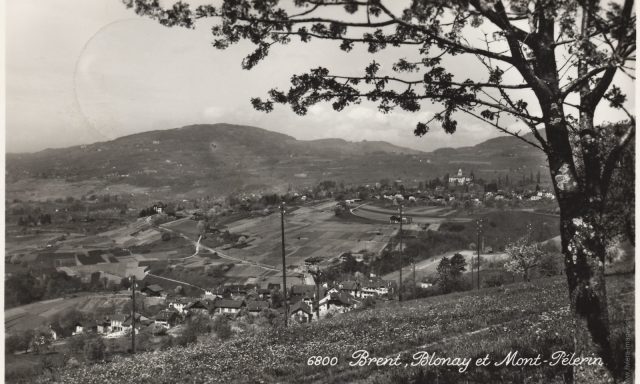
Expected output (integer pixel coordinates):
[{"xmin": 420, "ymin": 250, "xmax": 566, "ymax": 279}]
[
  {"xmin": 5, "ymin": 125, "xmax": 633, "ymax": 384},
  {"xmin": 4, "ymin": 165, "xmax": 572, "ymax": 378},
  {"xmin": 24, "ymin": 277, "xmax": 395, "ymax": 344}
]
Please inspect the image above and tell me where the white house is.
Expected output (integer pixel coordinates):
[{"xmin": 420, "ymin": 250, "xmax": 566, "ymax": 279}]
[
  {"xmin": 318, "ymin": 292, "xmax": 359, "ymax": 319},
  {"xmin": 110, "ymin": 314, "xmax": 126, "ymax": 333}
]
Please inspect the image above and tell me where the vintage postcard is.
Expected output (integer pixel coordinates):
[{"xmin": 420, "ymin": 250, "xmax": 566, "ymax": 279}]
[{"xmin": 4, "ymin": 1, "xmax": 635, "ymax": 383}]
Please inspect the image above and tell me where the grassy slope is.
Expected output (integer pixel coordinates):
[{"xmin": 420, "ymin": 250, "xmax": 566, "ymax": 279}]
[{"xmin": 38, "ymin": 275, "xmax": 633, "ymax": 384}]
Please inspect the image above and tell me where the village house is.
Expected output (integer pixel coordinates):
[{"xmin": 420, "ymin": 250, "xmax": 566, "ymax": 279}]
[
  {"xmin": 267, "ymin": 283, "xmax": 281, "ymax": 291},
  {"xmin": 124, "ymin": 313, "xmax": 153, "ymax": 329},
  {"xmin": 214, "ymin": 299, "xmax": 245, "ymax": 315},
  {"xmin": 47, "ymin": 326, "xmax": 57, "ymax": 341},
  {"xmin": 72, "ymin": 321, "xmax": 97, "ymax": 336},
  {"xmin": 256, "ymin": 288, "xmax": 271, "ymax": 300},
  {"xmin": 185, "ymin": 299, "xmax": 213, "ymax": 316},
  {"xmin": 97, "ymin": 319, "xmax": 111, "ymax": 334},
  {"xmin": 153, "ymin": 309, "xmax": 181, "ymax": 328},
  {"xmin": 289, "ymin": 285, "xmax": 324, "ymax": 306},
  {"xmin": 224, "ymin": 285, "xmax": 248, "ymax": 300},
  {"xmin": 289, "ymin": 301, "xmax": 314, "ymax": 323},
  {"xmin": 318, "ymin": 292, "xmax": 359, "ymax": 319},
  {"xmin": 167, "ymin": 297, "xmax": 191, "ymax": 314},
  {"xmin": 246, "ymin": 300, "xmax": 270, "ymax": 316},
  {"xmin": 338, "ymin": 281, "xmax": 360, "ymax": 297},
  {"xmin": 110, "ymin": 314, "xmax": 126, "ymax": 333},
  {"xmin": 142, "ymin": 284, "xmax": 166, "ymax": 297}
]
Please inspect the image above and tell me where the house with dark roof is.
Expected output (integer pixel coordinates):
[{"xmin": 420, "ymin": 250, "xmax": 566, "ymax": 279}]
[
  {"xmin": 318, "ymin": 292, "xmax": 359, "ymax": 319},
  {"xmin": 142, "ymin": 284, "xmax": 165, "ymax": 297},
  {"xmin": 289, "ymin": 301, "xmax": 313, "ymax": 323},
  {"xmin": 185, "ymin": 299, "xmax": 213, "ymax": 316},
  {"xmin": 123, "ymin": 313, "xmax": 153, "ymax": 329},
  {"xmin": 73, "ymin": 321, "xmax": 97, "ymax": 336},
  {"xmin": 214, "ymin": 299, "xmax": 245, "ymax": 315},
  {"xmin": 153, "ymin": 309, "xmax": 181, "ymax": 328},
  {"xmin": 246, "ymin": 300, "xmax": 270, "ymax": 315},
  {"xmin": 290, "ymin": 285, "xmax": 316, "ymax": 297},
  {"xmin": 267, "ymin": 283, "xmax": 281, "ymax": 291},
  {"xmin": 289, "ymin": 284, "xmax": 327, "ymax": 306},
  {"xmin": 338, "ymin": 281, "xmax": 360, "ymax": 297},
  {"xmin": 257, "ymin": 288, "xmax": 271, "ymax": 300}
]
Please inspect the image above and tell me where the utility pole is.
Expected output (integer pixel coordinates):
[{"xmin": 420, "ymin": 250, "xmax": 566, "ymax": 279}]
[
  {"xmin": 310, "ymin": 267, "xmax": 322, "ymax": 321},
  {"xmin": 476, "ymin": 219, "xmax": 483, "ymax": 290},
  {"xmin": 131, "ymin": 275, "xmax": 136, "ymax": 354},
  {"xmin": 412, "ymin": 255, "xmax": 416, "ymax": 300},
  {"xmin": 280, "ymin": 202, "xmax": 288, "ymax": 327},
  {"xmin": 398, "ymin": 203, "xmax": 403, "ymax": 302}
]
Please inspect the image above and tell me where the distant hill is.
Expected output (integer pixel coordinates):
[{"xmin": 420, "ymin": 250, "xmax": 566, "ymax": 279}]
[{"xmin": 6, "ymin": 123, "xmax": 548, "ymax": 199}]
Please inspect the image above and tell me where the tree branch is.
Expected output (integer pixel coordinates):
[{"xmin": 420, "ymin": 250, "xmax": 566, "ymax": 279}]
[
  {"xmin": 459, "ymin": 108, "xmax": 544, "ymax": 151},
  {"xmin": 601, "ymin": 123, "xmax": 635, "ymax": 199}
]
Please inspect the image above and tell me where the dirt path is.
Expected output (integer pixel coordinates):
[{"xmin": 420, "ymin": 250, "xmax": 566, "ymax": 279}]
[
  {"xmin": 160, "ymin": 219, "xmax": 279, "ymax": 272},
  {"xmin": 146, "ymin": 273, "xmax": 206, "ymax": 291}
]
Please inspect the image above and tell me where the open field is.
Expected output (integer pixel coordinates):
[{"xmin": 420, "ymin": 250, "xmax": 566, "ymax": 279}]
[
  {"xmin": 4, "ymin": 293, "xmax": 153, "ymax": 335},
  {"xmin": 160, "ymin": 201, "xmax": 399, "ymax": 286},
  {"xmin": 42, "ymin": 274, "xmax": 634, "ymax": 384},
  {"xmin": 351, "ymin": 204, "xmax": 472, "ymax": 224},
  {"xmin": 382, "ymin": 249, "xmax": 508, "ymax": 282}
]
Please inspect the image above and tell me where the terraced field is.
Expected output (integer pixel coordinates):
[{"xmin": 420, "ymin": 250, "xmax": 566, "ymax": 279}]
[
  {"xmin": 351, "ymin": 204, "xmax": 472, "ymax": 225},
  {"xmin": 160, "ymin": 201, "xmax": 398, "ymax": 287}
]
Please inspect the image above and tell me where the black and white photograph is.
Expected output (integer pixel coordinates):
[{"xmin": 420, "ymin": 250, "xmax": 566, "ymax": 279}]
[{"xmin": 4, "ymin": 0, "xmax": 636, "ymax": 383}]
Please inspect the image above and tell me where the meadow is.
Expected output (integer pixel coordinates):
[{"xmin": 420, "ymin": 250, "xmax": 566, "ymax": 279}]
[{"xmin": 36, "ymin": 274, "xmax": 634, "ymax": 384}]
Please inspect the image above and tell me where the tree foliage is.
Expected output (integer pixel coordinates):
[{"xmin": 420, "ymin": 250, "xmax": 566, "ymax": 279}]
[
  {"xmin": 436, "ymin": 254, "xmax": 467, "ymax": 294},
  {"xmin": 504, "ymin": 236, "xmax": 545, "ymax": 281}
]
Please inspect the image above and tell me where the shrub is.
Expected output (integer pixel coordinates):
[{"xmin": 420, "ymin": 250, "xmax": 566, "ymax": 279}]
[
  {"xmin": 440, "ymin": 222, "xmax": 466, "ymax": 232},
  {"xmin": 482, "ymin": 273, "xmax": 506, "ymax": 288},
  {"xmin": 213, "ymin": 316, "xmax": 232, "ymax": 340},
  {"xmin": 360, "ymin": 297, "xmax": 376, "ymax": 309},
  {"xmin": 83, "ymin": 337, "xmax": 106, "ymax": 362},
  {"xmin": 161, "ymin": 232, "xmax": 172, "ymax": 241},
  {"xmin": 5, "ymin": 332, "xmax": 31, "ymax": 354}
]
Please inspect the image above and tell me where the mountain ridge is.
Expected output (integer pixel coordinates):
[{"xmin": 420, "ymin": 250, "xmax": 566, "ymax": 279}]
[{"xmin": 6, "ymin": 123, "xmax": 547, "ymax": 198}]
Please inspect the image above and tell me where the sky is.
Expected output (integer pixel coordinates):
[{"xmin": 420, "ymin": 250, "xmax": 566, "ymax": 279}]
[{"xmin": 5, "ymin": 0, "xmax": 635, "ymax": 153}]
